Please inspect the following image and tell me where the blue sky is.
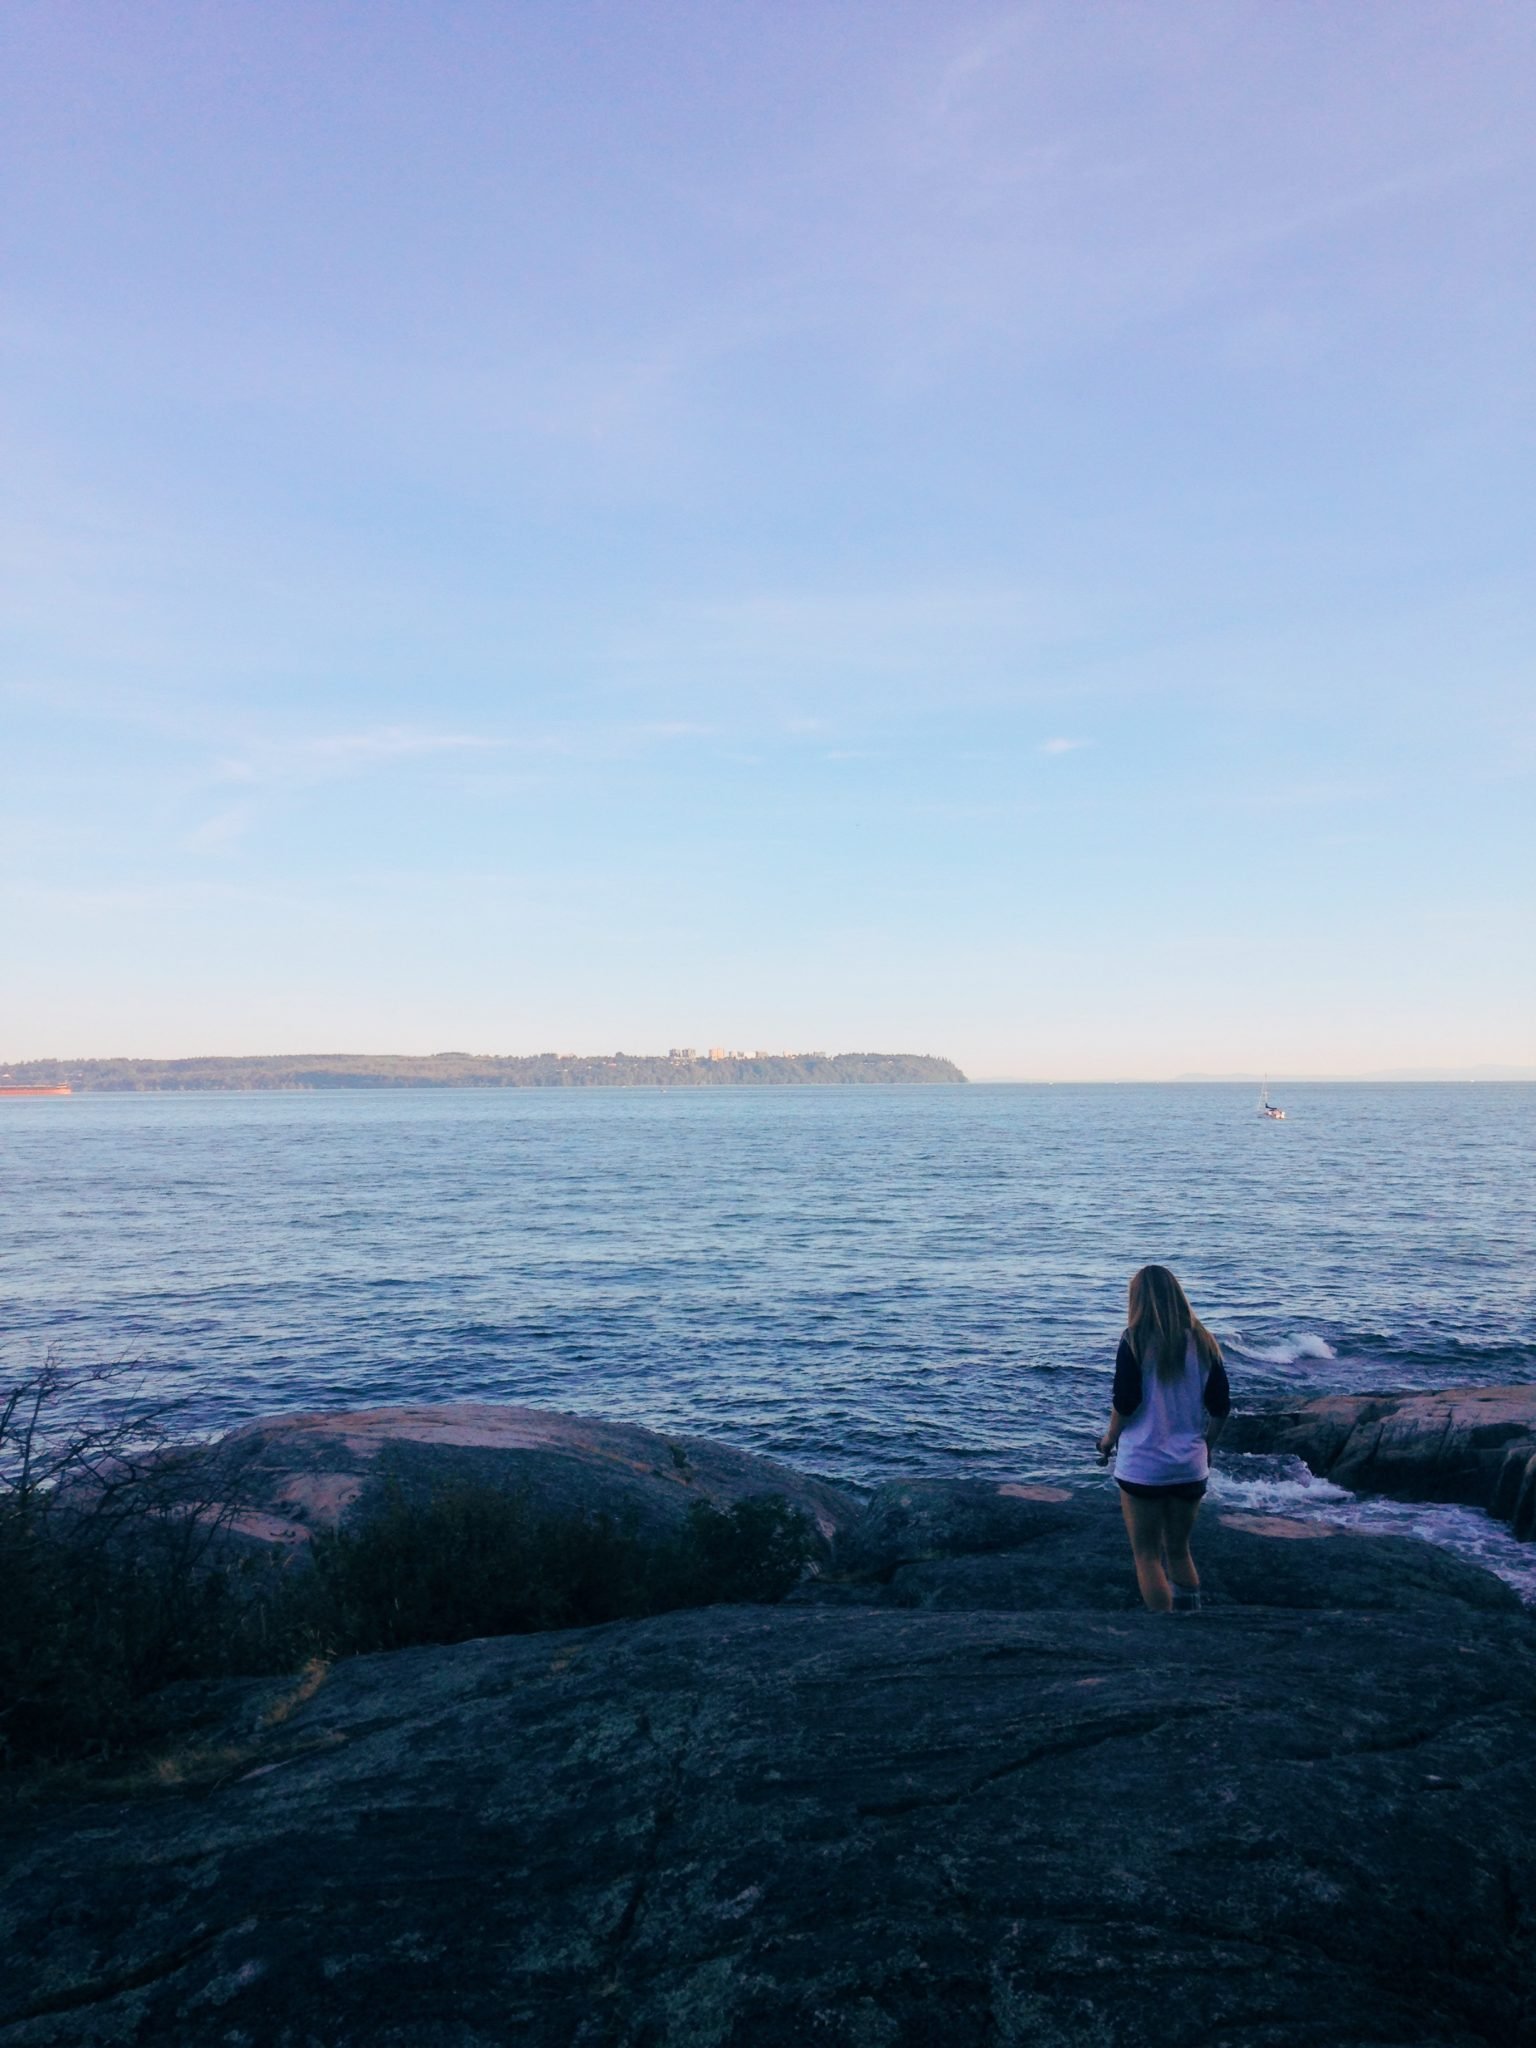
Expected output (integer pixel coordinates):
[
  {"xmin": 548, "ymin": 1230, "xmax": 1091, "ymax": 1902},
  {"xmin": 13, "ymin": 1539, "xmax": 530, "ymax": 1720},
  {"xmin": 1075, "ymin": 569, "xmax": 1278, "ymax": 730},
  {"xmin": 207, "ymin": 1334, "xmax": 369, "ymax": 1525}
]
[{"xmin": 3, "ymin": 2, "xmax": 1532, "ymax": 1076}]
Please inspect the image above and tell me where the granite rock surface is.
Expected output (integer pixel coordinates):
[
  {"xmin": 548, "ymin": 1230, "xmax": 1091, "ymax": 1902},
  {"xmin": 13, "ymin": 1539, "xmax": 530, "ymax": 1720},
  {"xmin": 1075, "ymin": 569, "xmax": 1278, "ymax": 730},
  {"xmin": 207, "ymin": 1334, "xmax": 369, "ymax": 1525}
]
[
  {"xmin": 3, "ymin": 1496, "xmax": 1533, "ymax": 2047},
  {"xmin": 190, "ymin": 1404, "xmax": 864, "ymax": 1556},
  {"xmin": 817, "ymin": 1478, "xmax": 1521, "ymax": 1617}
]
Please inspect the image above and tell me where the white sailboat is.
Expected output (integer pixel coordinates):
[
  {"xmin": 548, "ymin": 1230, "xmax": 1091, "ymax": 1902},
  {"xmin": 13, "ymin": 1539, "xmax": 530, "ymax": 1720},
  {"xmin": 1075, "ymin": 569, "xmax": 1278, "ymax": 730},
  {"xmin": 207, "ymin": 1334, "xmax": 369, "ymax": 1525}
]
[{"xmin": 1258, "ymin": 1078, "xmax": 1285, "ymax": 1120}]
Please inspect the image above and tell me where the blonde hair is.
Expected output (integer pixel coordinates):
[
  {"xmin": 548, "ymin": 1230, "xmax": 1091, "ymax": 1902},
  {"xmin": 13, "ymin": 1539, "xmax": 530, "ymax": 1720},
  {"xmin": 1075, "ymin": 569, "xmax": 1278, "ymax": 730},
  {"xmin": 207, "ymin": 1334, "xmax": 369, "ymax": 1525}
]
[{"xmin": 1127, "ymin": 1265, "xmax": 1222, "ymax": 1382}]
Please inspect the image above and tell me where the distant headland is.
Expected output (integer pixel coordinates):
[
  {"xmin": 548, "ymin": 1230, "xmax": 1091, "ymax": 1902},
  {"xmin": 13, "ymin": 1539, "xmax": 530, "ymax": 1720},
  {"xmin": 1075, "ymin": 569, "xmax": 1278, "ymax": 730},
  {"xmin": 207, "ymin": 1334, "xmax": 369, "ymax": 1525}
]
[{"xmin": 0, "ymin": 1050, "xmax": 967, "ymax": 1091}]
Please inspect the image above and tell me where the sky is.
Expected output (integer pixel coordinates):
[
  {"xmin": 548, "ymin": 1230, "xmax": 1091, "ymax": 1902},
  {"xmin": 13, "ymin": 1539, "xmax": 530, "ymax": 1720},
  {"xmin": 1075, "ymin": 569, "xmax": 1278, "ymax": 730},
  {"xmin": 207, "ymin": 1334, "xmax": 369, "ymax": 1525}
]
[{"xmin": 2, "ymin": 3, "xmax": 1533, "ymax": 1079}]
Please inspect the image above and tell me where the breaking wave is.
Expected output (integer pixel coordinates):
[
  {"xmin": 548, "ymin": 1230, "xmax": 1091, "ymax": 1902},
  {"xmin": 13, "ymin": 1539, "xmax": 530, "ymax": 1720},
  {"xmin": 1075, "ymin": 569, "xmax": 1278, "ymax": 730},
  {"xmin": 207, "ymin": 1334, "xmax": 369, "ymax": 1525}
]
[
  {"xmin": 1209, "ymin": 1453, "xmax": 1351, "ymax": 1514},
  {"xmin": 1211, "ymin": 1453, "xmax": 1536, "ymax": 1606},
  {"xmin": 1230, "ymin": 1332, "xmax": 1337, "ymax": 1367}
]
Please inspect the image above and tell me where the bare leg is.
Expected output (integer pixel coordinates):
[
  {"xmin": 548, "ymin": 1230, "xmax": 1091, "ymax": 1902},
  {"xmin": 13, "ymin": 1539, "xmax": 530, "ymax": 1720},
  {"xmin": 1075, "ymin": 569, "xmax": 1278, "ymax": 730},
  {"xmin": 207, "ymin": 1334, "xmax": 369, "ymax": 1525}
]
[
  {"xmin": 1118, "ymin": 1491, "xmax": 1173, "ymax": 1612},
  {"xmin": 1162, "ymin": 1495, "xmax": 1202, "ymax": 1592}
]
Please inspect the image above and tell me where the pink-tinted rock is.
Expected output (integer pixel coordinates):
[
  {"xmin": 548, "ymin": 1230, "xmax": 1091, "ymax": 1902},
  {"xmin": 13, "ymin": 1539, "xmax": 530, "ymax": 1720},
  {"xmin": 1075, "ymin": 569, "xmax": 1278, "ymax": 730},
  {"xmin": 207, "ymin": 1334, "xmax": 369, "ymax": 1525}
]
[{"xmin": 196, "ymin": 1403, "xmax": 862, "ymax": 1554}]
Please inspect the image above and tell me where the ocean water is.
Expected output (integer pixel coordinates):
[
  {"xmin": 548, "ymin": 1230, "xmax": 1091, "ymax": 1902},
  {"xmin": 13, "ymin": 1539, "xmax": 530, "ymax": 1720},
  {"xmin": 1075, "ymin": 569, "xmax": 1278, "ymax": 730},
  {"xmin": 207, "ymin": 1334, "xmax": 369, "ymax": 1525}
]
[{"xmin": 4, "ymin": 1083, "xmax": 1534, "ymax": 1594}]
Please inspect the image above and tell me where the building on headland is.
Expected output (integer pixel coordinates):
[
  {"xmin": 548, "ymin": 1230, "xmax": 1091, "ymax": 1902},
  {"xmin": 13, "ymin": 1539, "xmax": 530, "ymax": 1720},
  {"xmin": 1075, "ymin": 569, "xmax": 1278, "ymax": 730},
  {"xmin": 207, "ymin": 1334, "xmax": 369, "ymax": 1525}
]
[
  {"xmin": 699, "ymin": 1048, "xmax": 828, "ymax": 1063},
  {"xmin": 668, "ymin": 1048, "xmax": 697, "ymax": 1062}
]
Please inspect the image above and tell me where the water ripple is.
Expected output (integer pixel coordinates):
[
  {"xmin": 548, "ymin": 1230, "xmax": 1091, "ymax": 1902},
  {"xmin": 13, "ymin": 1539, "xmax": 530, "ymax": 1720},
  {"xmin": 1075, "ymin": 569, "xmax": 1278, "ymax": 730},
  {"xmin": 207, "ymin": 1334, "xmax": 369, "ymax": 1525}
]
[{"xmin": 2, "ymin": 1083, "xmax": 1533, "ymax": 1584}]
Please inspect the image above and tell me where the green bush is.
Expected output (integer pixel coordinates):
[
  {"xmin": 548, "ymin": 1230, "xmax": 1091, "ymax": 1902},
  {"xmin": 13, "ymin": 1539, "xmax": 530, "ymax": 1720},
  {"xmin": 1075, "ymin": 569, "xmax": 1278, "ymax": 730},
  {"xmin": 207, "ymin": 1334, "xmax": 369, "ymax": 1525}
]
[
  {"xmin": 0, "ymin": 1501, "xmax": 296, "ymax": 1764},
  {"xmin": 304, "ymin": 1484, "xmax": 654, "ymax": 1654},
  {"xmin": 304, "ymin": 1482, "xmax": 817, "ymax": 1657},
  {"xmin": 667, "ymin": 1493, "xmax": 817, "ymax": 1607},
  {"xmin": 0, "ymin": 1359, "xmax": 283, "ymax": 1765},
  {"xmin": 0, "ymin": 1361, "xmax": 818, "ymax": 1767}
]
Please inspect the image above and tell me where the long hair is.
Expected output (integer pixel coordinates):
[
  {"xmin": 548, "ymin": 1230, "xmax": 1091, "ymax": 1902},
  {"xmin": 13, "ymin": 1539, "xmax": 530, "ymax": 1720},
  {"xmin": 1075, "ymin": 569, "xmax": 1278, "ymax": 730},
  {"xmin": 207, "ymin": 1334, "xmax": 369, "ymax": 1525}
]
[{"xmin": 1127, "ymin": 1265, "xmax": 1222, "ymax": 1382}]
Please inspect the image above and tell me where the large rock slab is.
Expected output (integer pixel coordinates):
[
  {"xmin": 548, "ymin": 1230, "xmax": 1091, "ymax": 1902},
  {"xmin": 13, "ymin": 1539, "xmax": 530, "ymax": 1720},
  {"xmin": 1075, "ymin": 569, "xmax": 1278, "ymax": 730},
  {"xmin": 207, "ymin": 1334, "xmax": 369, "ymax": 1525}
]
[
  {"xmin": 831, "ymin": 1476, "xmax": 1079, "ymax": 1579},
  {"xmin": 194, "ymin": 1404, "xmax": 863, "ymax": 1554},
  {"xmin": 3, "ymin": 1600, "xmax": 1534, "ymax": 2046},
  {"xmin": 820, "ymin": 1478, "xmax": 1520, "ymax": 1615},
  {"xmin": 1224, "ymin": 1384, "xmax": 1536, "ymax": 1539}
]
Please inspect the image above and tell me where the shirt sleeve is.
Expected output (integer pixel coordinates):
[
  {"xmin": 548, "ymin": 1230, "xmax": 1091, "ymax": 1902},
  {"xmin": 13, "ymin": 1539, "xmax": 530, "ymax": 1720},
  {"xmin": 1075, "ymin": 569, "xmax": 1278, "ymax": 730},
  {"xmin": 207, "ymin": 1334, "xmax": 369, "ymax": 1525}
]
[
  {"xmin": 1112, "ymin": 1334, "xmax": 1143, "ymax": 1417},
  {"xmin": 1203, "ymin": 1357, "xmax": 1232, "ymax": 1418}
]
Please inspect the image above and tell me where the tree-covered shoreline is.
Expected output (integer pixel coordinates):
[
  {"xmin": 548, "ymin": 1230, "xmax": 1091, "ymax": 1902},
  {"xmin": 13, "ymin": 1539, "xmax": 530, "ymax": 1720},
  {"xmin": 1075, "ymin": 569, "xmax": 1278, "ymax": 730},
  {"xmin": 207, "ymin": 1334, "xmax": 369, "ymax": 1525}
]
[{"xmin": 2, "ymin": 1051, "xmax": 966, "ymax": 1092}]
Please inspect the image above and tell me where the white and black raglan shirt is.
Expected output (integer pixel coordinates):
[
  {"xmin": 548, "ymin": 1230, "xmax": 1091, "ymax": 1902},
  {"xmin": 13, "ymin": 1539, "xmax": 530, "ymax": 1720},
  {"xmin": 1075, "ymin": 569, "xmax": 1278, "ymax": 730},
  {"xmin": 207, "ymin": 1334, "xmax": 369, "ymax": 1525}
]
[{"xmin": 1112, "ymin": 1331, "xmax": 1231, "ymax": 1487}]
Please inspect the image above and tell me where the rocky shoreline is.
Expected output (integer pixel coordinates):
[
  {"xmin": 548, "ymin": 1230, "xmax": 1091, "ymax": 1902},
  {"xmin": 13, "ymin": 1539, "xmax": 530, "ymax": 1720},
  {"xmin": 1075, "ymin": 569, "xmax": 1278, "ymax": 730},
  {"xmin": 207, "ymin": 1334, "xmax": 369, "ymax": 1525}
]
[
  {"xmin": 4, "ymin": 1394, "xmax": 1535, "ymax": 2046},
  {"xmin": 1223, "ymin": 1382, "xmax": 1536, "ymax": 1541}
]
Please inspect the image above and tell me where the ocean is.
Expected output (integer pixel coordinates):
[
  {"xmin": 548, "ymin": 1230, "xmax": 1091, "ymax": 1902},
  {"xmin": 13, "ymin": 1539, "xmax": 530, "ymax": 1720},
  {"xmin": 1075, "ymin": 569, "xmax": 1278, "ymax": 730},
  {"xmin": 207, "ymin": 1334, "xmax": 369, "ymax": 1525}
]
[{"xmin": 4, "ymin": 1082, "xmax": 1534, "ymax": 1595}]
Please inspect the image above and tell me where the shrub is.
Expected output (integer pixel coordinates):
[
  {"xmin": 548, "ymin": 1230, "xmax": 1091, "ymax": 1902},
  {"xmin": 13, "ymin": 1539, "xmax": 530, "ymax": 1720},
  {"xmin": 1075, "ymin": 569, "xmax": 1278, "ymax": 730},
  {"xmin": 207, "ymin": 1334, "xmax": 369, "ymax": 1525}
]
[
  {"xmin": 303, "ymin": 1482, "xmax": 817, "ymax": 1657},
  {"xmin": 667, "ymin": 1494, "xmax": 818, "ymax": 1607},
  {"xmin": 0, "ymin": 1360, "xmax": 818, "ymax": 1768},
  {"xmin": 0, "ymin": 1358, "xmax": 297, "ymax": 1765},
  {"xmin": 303, "ymin": 1483, "xmax": 657, "ymax": 1655}
]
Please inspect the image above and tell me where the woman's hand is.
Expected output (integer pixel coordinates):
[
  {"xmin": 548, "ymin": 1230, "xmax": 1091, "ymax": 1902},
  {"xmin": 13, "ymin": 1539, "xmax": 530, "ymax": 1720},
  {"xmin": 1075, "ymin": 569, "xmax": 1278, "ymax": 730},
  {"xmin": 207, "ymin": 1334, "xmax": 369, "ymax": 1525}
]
[{"xmin": 1095, "ymin": 1432, "xmax": 1115, "ymax": 1464}]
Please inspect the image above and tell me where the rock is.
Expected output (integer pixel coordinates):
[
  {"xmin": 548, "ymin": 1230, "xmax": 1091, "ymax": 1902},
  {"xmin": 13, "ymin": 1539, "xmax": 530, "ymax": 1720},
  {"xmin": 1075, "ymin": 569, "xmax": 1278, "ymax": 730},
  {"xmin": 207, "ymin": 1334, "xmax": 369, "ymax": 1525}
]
[
  {"xmin": 3, "ymin": 1597, "xmax": 1534, "ymax": 2046},
  {"xmin": 831, "ymin": 1476, "xmax": 1078, "ymax": 1579},
  {"xmin": 189, "ymin": 1404, "xmax": 864, "ymax": 1556},
  {"xmin": 1225, "ymin": 1385, "xmax": 1536, "ymax": 1539},
  {"xmin": 817, "ymin": 1478, "xmax": 1521, "ymax": 1616},
  {"xmin": 873, "ymin": 1513, "xmax": 1521, "ymax": 1617}
]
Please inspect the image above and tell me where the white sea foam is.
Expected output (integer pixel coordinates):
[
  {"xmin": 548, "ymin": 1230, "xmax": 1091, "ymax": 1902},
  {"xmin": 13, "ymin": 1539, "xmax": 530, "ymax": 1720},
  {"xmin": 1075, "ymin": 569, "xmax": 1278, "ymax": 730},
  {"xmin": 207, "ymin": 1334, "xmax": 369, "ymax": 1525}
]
[
  {"xmin": 1212, "ymin": 1454, "xmax": 1536, "ymax": 1605},
  {"xmin": 1210, "ymin": 1455, "xmax": 1352, "ymax": 1514},
  {"xmin": 1232, "ymin": 1332, "xmax": 1337, "ymax": 1366}
]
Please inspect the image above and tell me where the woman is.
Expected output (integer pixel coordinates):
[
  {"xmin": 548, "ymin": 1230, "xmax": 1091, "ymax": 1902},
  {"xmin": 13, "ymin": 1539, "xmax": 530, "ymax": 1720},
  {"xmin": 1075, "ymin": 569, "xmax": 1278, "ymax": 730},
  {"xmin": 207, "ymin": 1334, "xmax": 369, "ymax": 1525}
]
[{"xmin": 1096, "ymin": 1265, "xmax": 1231, "ymax": 1612}]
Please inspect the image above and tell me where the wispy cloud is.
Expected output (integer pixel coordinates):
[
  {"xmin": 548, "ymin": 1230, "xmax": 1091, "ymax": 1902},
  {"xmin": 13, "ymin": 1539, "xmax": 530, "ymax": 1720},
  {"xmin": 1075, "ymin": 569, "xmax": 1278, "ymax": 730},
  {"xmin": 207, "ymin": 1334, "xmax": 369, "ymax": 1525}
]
[
  {"xmin": 185, "ymin": 802, "xmax": 260, "ymax": 852},
  {"xmin": 174, "ymin": 726, "xmax": 507, "ymax": 852},
  {"xmin": 302, "ymin": 726, "xmax": 496, "ymax": 767},
  {"xmin": 1208, "ymin": 775, "xmax": 1383, "ymax": 816},
  {"xmin": 612, "ymin": 581, "xmax": 1082, "ymax": 712},
  {"xmin": 1, "ymin": 875, "xmax": 299, "ymax": 916},
  {"xmin": 1040, "ymin": 737, "xmax": 1088, "ymax": 756},
  {"xmin": 180, "ymin": 719, "xmax": 724, "ymax": 849},
  {"xmin": 212, "ymin": 725, "xmax": 501, "ymax": 788}
]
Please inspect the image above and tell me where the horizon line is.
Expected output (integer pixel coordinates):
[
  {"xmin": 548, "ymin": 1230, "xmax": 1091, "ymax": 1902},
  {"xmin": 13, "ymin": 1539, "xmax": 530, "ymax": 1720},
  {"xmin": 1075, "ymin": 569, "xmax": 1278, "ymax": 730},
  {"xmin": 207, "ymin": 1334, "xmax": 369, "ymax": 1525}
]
[{"xmin": 973, "ymin": 1069, "xmax": 1536, "ymax": 1084}]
